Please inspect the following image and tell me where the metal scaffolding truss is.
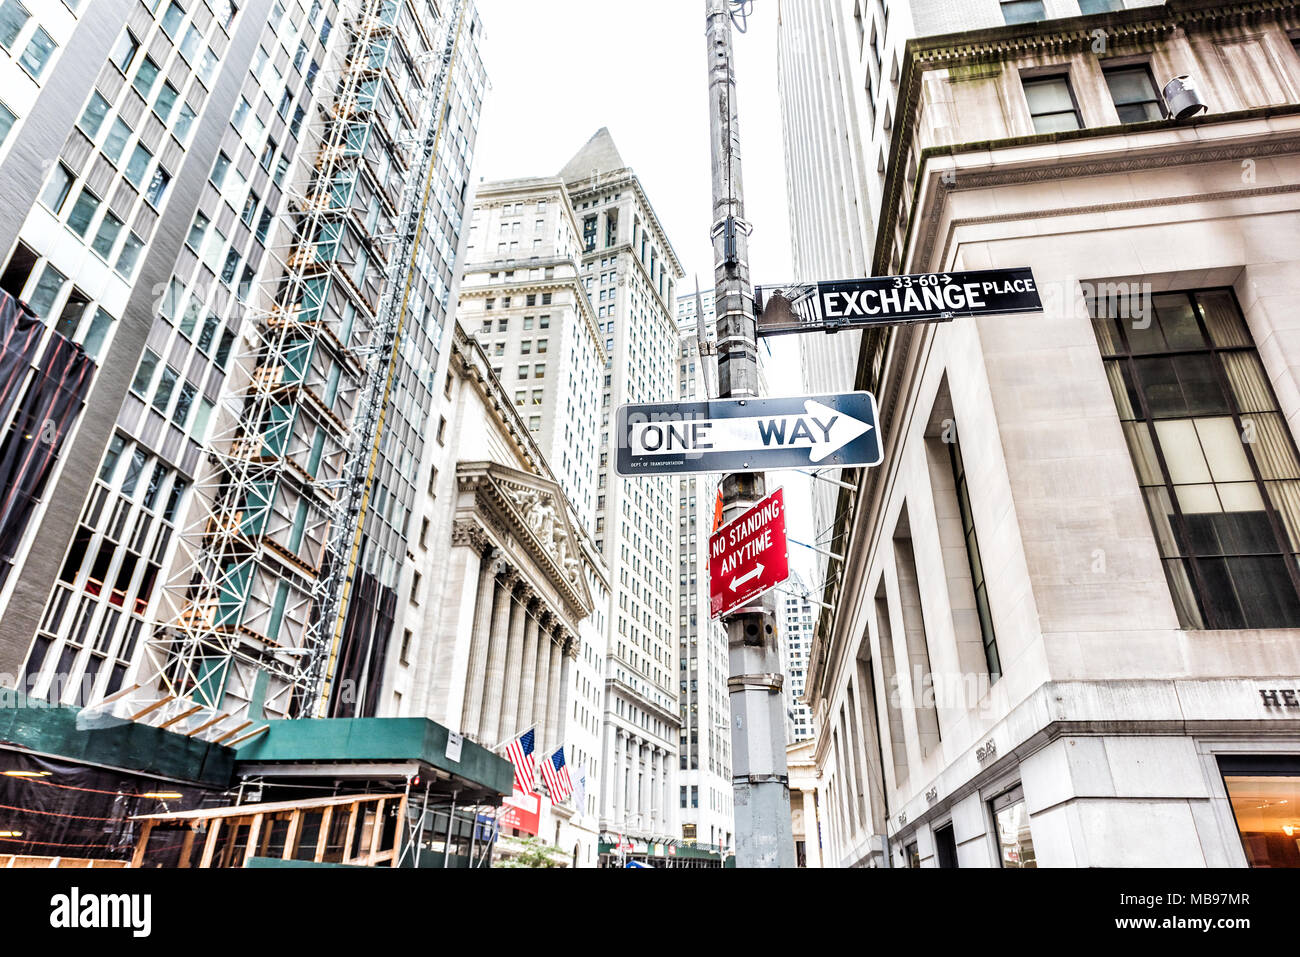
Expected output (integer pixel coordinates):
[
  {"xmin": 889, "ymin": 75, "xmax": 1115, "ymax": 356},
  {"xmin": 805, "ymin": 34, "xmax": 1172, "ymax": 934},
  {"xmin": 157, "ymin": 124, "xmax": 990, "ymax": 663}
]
[{"xmin": 116, "ymin": 0, "xmax": 469, "ymax": 738}]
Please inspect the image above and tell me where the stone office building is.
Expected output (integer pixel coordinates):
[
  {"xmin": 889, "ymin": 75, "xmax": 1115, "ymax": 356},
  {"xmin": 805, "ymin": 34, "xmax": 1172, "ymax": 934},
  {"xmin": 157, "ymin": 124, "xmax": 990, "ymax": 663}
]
[
  {"xmin": 388, "ymin": 321, "xmax": 606, "ymax": 865},
  {"xmin": 805, "ymin": 0, "xmax": 1300, "ymax": 867}
]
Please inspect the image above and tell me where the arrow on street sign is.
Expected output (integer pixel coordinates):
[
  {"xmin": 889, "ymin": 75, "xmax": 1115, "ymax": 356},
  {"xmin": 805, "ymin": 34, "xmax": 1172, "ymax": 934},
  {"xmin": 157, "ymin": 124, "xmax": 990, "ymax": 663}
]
[
  {"xmin": 710, "ymin": 488, "xmax": 789, "ymax": 618},
  {"xmin": 731, "ymin": 564, "xmax": 763, "ymax": 591},
  {"xmin": 616, "ymin": 392, "xmax": 882, "ymax": 477}
]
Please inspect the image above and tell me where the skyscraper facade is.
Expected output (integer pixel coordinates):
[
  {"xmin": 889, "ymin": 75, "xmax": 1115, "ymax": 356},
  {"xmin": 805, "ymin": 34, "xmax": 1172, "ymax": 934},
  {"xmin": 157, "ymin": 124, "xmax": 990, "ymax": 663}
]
[
  {"xmin": 0, "ymin": 0, "xmax": 486, "ymax": 731},
  {"xmin": 560, "ymin": 129, "xmax": 684, "ymax": 844},
  {"xmin": 458, "ymin": 175, "xmax": 604, "ymax": 534}
]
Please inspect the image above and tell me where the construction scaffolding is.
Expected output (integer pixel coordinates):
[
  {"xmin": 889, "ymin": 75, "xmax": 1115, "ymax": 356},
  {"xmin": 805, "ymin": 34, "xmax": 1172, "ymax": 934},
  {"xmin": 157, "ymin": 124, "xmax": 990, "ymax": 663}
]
[{"xmin": 114, "ymin": 0, "xmax": 472, "ymax": 738}]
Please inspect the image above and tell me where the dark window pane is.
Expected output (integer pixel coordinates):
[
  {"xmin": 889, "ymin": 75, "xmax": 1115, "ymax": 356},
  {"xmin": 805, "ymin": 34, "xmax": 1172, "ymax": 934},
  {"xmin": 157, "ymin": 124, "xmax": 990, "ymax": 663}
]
[{"xmin": 1152, "ymin": 294, "xmax": 1206, "ymax": 350}]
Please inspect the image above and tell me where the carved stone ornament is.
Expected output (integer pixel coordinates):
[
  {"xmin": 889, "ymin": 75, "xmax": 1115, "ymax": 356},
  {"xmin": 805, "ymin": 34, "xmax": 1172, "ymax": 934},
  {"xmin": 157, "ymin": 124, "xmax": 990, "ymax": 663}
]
[
  {"xmin": 506, "ymin": 485, "xmax": 583, "ymax": 587},
  {"xmin": 450, "ymin": 519, "xmax": 491, "ymax": 555}
]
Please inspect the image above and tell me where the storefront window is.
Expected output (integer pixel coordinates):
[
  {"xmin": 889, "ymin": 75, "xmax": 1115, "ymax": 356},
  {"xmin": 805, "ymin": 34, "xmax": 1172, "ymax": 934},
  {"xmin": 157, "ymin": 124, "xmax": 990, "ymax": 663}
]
[
  {"xmin": 990, "ymin": 785, "xmax": 1036, "ymax": 868},
  {"xmin": 1220, "ymin": 755, "xmax": 1300, "ymax": 867}
]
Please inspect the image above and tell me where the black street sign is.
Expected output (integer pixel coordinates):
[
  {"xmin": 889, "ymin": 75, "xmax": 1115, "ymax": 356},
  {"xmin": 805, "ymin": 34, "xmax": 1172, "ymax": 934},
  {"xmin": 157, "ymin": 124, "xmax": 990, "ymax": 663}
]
[
  {"xmin": 615, "ymin": 392, "xmax": 882, "ymax": 477},
  {"xmin": 755, "ymin": 267, "xmax": 1042, "ymax": 337}
]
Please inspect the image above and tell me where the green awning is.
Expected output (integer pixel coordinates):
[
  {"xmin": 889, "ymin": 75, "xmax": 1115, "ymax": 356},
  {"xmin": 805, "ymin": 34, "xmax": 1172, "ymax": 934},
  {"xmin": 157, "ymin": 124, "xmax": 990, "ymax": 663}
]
[{"xmin": 234, "ymin": 717, "xmax": 513, "ymax": 797}]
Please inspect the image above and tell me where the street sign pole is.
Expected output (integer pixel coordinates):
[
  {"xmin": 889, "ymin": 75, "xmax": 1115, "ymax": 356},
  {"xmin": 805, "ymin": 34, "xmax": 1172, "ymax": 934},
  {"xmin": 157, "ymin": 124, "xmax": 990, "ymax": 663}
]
[{"xmin": 705, "ymin": 0, "xmax": 795, "ymax": 868}]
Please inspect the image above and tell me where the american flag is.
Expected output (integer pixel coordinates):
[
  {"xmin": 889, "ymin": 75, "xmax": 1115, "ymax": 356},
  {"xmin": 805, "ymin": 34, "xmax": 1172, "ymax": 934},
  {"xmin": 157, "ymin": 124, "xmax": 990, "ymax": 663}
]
[
  {"xmin": 541, "ymin": 746, "xmax": 573, "ymax": 803},
  {"xmin": 505, "ymin": 728, "xmax": 535, "ymax": 793}
]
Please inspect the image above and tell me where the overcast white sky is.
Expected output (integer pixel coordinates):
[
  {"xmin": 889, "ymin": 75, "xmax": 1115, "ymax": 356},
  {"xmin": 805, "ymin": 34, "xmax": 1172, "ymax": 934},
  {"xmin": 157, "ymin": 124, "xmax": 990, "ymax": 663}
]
[{"xmin": 471, "ymin": 0, "xmax": 818, "ymax": 584}]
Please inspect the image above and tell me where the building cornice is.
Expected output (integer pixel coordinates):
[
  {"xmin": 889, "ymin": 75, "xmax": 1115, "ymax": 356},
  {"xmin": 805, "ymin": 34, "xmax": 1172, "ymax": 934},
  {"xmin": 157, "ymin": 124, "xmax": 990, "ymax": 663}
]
[
  {"xmin": 450, "ymin": 323, "xmax": 550, "ymax": 476},
  {"xmin": 459, "ymin": 265, "xmax": 607, "ymax": 364},
  {"xmin": 567, "ymin": 169, "xmax": 686, "ymax": 281}
]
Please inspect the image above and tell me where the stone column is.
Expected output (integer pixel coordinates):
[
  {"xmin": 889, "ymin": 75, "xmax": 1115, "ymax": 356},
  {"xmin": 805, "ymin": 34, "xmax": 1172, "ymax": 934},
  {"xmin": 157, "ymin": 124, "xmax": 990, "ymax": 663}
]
[
  {"xmin": 423, "ymin": 528, "xmax": 486, "ymax": 726},
  {"xmin": 498, "ymin": 582, "xmax": 530, "ymax": 743},
  {"xmin": 663, "ymin": 749, "xmax": 673, "ymax": 835},
  {"xmin": 603, "ymin": 716, "xmax": 618, "ymax": 822},
  {"xmin": 802, "ymin": 789, "xmax": 822, "ymax": 868},
  {"xmin": 614, "ymin": 728, "xmax": 627, "ymax": 827},
  {"xmin": 555, "ymin": 636, "xmax": 573, "ymax": 746},
  {"xmin": 544, "ymin": 631, "xmax": 564, "ymax": 750},
  {"xmin": 460, "ymin": 558, "xmax": 501, "ymax": 736},
  {"xmin": 515, "ymin": 600, "xmax": 540, "ymax": 734},
  {"xmin": 477, "ymin": 566, "xmax": 518, "ymax": 743},
  {"xmin": 636, "ymin": 737, "xmax": 648, "ymax": 827},
  {"xmin": 532, "ymin": 619, "xmax": 552, "ymax": 743},
  {"xmin": 649, "ymin": 746, "xmax": 660, "ymax": 828}
]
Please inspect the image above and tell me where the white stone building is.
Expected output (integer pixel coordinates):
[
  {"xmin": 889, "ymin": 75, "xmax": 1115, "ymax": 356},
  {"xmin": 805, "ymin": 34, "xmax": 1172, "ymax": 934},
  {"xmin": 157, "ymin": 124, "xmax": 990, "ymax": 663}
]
[
  {"xmin": 384, "ymin": 322, "xmax": 606, "ymax": 866},
  {"xmin": 776, "ymin": 0, "xmax": 1167, "ymax": 588},
  {"xmin": 799, "ymin": 0, "xmax": 1300, "ymax": 868}
]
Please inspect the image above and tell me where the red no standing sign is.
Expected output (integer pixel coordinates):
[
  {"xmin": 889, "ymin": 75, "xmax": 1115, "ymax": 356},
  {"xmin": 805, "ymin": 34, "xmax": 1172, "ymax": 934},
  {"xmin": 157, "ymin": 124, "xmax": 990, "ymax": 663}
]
[{"xmin": 709, "ymin": 488, "xmax": 789, "ymax": 618}]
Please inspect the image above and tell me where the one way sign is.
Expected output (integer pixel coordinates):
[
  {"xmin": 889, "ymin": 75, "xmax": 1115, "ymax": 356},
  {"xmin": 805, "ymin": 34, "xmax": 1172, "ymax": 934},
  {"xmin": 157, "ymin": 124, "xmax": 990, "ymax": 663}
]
[{"xmin": 615, "ymin": 392, "xmax": 882, "ymax": 477}]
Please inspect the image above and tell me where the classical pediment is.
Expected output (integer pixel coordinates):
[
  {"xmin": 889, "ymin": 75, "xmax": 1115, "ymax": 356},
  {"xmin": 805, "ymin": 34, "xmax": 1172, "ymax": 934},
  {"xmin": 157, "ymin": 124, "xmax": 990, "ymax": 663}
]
[{"xmin": 456, "ymin": 461, "xmax": 594, "ymax": 622}]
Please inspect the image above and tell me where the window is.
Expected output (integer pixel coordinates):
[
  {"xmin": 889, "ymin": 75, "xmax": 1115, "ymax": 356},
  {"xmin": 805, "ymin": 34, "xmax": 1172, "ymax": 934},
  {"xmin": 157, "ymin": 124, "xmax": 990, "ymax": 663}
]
[
  {"xmin": 175, "ymin": 103, "xmax": 197, "ymax": 142},
  {"xmin": 151, "ymin": 366, "xmax": 177, "ymax": 413},
  {"xmin": 115, "ymin": 232, "xmax": 144, "ymax": 279},
  {"xmin": 109, "ymin": 29, "xmax": 139, "ymax": 73},
  {"xmin": 80, "ymin": 308, "xmax": 114, "ymax": 360},
  {"xmin": 130, "ymin": 350, "xmax": 159, "ymax": 396},
  {"xmin": 0, "ymin": 0, "xmax": 28, "ymax": 50},
  {"xmin": 154, "ymin": 82, "xmax": 179, "ymax": 122},
  {"xmin": 124, "ymin": 144, "xmax": 152, "ymax": 187},
  {"xmin": 17, "ymin": 26, "xmax": 54, "ymax": 80},
  {"xmin": 1219, "ymin": 755, "xmax": 1300, "ymax": 867},
  {"xmin": 256, "ymin": 207, "xmax": 274, "ymax": 244},
  {"xmin": 187, "ymin": 211, "xmax": 209, "ymax": 249},
  {"xmin": 103, "ymin": 118, "xmax": 131, "ymax": 164},
  {"xmin": 1022, "ymin": 73, "xmax": 1082, "ymax": 133},
  {"xmin": 178, "ymin": 24, "xmax": 201, "ymax": 63},
  {"xmin": 1001, "ymin": 0, "xmax": 1044, "ymax": 24},
  {"xmin": 132, "ymin": 57, "xmax": 160, "ymax": 99},
  {"xmin": 66, "ymin": 189, "xmax": 100, "ymax": 237},
  {"xmin": 1092, "ymin": 288, "xmax": 1300, "ymax": 629},
  {"xmin": 160, "ymin": 1, "xmax": 185, "ymax": 38},
  {"xmin": 989, "ymin": 786, "xmax": 1035, "ymax": 868},
  {"xmin": 948, "ymin": 427, "xmax": 1001, "ymax": 681},
  {"xmin": 197, "ymin": 47, "xmax": 218, "ymax": 86},
  {"xmin": 91, "ymin": 211, "xmax": 122, "ymax": 260},
  {"xmin": 78, "ymin": 92, "xmax": 111, "ymax": 138},
  {"xmin": 210, "ymin": 152, "xmax": 231, "ymax": 189},
  {"xmin": 40, "ymin": 164, "xmax": 74, "ymax": 214},
  {"xmin": 1104, "ymin": 65, "xmax": 1163, "ymax": 123},
  {"xmin": 1079, "ymin": 0, "xmax": 1124, "ymax": 12},
  {"xmin": 145, "ymin": 166, "xmax": 171, "ymax": 206}
]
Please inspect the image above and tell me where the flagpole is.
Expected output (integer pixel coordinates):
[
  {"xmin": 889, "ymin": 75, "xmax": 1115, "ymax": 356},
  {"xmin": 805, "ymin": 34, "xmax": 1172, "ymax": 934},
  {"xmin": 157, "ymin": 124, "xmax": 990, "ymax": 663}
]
[{"xmin": 490, "ymin": 725, "xmax": 535, "ymax": 754}]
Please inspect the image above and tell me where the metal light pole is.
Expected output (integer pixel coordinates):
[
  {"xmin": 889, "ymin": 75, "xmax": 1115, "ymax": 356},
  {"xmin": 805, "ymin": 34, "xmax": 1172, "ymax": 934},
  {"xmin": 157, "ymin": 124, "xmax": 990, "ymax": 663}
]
[{"xmin": 705, "ymin": 0, "xmax": 795, "ymax": 868}]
